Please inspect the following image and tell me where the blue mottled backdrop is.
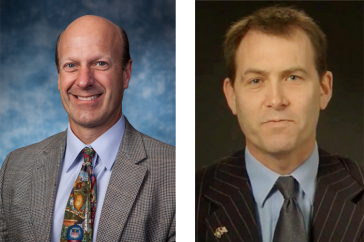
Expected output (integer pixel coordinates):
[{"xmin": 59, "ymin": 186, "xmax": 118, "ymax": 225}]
[{"xmin": 0, "ymin": 0, "xmax": 175, "ymax": 166}]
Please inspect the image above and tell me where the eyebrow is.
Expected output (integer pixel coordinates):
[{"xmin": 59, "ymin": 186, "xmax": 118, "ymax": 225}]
[
  {"xmin": 281, "ymin": 67, "xmax": 309, "ymax": 76},
  {"xmin": 243, "ymin": 68, "xmax": 268, "ymax": 76},
  {"xmin": 243, "ymin": 67, "xmax": 309, "ymax": 76},
  {"xmin": 60, "ymin": 55, "xmax": 112, "ymax": 64}
]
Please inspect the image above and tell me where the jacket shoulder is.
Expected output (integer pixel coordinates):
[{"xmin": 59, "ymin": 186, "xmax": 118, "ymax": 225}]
[
  {"xmin": 196, "ymin": 149, "xmax": 245, "ymax": 195},
  {"xmin": 197, "ymin": 149, "xmax": 244, "ymax": 179},
  {"xmin": 124, "ymin": 117, "xmax": 175, "ymax": 157},
  {"xmin": 338, "ymin": 154, "xmax": 364, "ymax": 187},
  {"xmin": 140, "ymin": 132, "xmax": 175, "ymax": 149},
  {"xmin": 139, "ymin": 132, "xmax": 175, "ymax": 158},
  {"xmin": 5, "ymin": 131, "xmax": 66, "ymax": 161},
  {"xmin": 319, "ymin": 148, "xmax": 364, "ymax": 187}
]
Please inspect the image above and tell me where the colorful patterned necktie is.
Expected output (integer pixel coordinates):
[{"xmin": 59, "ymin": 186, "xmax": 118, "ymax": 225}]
[{"xmin": 61, "ymin": 147, "xmax": 97, "ymax": 242}]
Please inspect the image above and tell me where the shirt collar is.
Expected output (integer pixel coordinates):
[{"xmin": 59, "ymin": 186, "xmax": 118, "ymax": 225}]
[
  {"xmin": 64, "ymin": 115, "xmax": 125, "ymax": 172},
  {"xmin": 291, "ymin": 143, "xmax": 318, "ymax": 205},
  {"xmin": 245, "ymin": 143, "xmax": 318, "ymax": 207}
]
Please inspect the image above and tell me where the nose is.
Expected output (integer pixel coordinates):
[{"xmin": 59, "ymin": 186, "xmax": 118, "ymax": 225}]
[
  {"xmin": 264, "ymin": 82, "xmax": 289, "ymax": 110},
  {"xmin": 76, "ymin": 66, "xmax": 94, "ymax": 89}
]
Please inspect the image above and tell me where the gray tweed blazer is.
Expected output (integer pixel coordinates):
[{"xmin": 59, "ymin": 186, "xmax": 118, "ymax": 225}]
[{"xmin": 0, "ymin": 118, "xmax": 175, "ymax": 241}]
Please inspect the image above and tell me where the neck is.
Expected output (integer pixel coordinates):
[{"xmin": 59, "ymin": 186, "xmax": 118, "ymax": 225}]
[
  {"xmin": 247, "ymin": 140, "xmax": 315, "ymax": 175},
  {"xmin": 69, "ymin": 111, "xmax": 122, "ymax": 145}
]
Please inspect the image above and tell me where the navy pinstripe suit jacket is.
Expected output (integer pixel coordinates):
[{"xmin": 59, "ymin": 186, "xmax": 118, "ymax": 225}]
[
  {"xmin": 196, "ymin": 149, "xmax": 364, "ymax": 242},
  {"xmin": 0, "ymin": 118, "xmax": 175, "ymax": 242}
]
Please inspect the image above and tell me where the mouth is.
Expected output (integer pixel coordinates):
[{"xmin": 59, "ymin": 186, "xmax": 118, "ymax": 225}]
[
  {"xmin": 74, "ymin": 94, "xmax": 101, "ymax": 101},
  {"xmin": 263, "ymin": 119, "xmax": 293, "ymax": 124}
]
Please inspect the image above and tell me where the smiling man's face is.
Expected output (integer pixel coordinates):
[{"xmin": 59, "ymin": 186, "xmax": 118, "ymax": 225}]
[
  {"xmin": 58, "ymin": 16, "xmax": 131, "ymax": 136},
  {"xmin": 224, "ymin": 28, "xmax": 332, "ymax": 157}
]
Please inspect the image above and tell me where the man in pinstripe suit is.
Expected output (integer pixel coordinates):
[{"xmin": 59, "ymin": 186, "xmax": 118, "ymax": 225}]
[
  {"xmin": 196, "ymin": 6, "xmax": 363, "ymax": 242},
  {"xmin": 0, "ymin": 16, "xmax": 175, "ymax": 241}
]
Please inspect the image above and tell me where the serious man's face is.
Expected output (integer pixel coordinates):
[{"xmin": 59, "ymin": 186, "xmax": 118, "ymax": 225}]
[
  {"xmin": 57, "ymin": 17, "xmax": 130, "ymax": 132},
  {"xmin": 224, "ymin": 29, "xmax": 332, "ymax": 156}
]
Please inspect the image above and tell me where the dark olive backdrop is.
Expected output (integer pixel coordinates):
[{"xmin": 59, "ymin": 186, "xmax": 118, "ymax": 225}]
[{"xmin": 196, "ymin": 1, "xmax": 363, "ymax": 169}]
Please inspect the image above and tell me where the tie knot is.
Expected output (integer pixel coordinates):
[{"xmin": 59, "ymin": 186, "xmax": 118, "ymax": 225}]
[
  {"xmin": 81, "ymin": 147, "xmax": 95, "ymax": 163},
  {"xmin": 275, "ymin": 176, "xmax": 296, "ymax": 199}
]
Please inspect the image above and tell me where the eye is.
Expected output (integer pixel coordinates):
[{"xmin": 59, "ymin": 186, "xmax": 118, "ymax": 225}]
[
  {"xmin": 66, "ymin": 63, "xmax": 75, "ymax": 68},
  {"xmin": 63, "ymin": 63, "xmax": 78, "ymax": 72},
  {"xmin": 96, "ymin": 61, "xmax": 106, "ymax": 66},
  {"xmin": 93, "ymin": 61, "xmax": 109, "ymax": 70},
  {"xmin": 249, "ymin": 79, "xmax": 262, "ymax": 85},
  {"xmin": 286, "ymin": 75, "xmax": 299, "ymax": 81}
]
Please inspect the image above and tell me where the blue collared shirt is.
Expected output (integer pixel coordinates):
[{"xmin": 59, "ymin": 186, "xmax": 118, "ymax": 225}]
[
  {"xmin": 51, "ymin": 115, "xmax": 125, "ymax": 242},
  {"xmin": 245, "ymin": 144, "xmax": 319, "ymax": 242}
]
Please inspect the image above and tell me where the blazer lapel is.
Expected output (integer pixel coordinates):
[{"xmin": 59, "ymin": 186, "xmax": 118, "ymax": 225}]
[
  {"xmin": 203, "ymin": 155, "xmax": 260, "ymax": 242},
  {"xmin": 30, "ymin": 131, "xmax": 66, "ymax": 241},
  {"xmin": 96, "ymin": 119, "xmax": 147, "ymax": 242},
  {"xmin": 312, "ymin": 151, "xmax": 364, "ymax": 242}
]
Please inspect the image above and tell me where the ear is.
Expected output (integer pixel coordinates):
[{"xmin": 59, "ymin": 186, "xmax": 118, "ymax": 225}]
[
  {"xmin": 58, "ymin": 73, "xmax": 61, "ymax": 90},
  {"xmin": 223, "ymin": 78, "xmax": 237, "ymax": 115},
  {"xmin": 319, "ymin": 71, "xmax": 333, "ymax": 110},
  {"xmin": 123, "ymin": 59, "xmax": 132, "ymax": 89}
]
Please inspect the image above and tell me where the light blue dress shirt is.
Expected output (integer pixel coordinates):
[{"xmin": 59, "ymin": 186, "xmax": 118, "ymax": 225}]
[
  {"xmin": 51, "ymin": 115, "xmax": 125, "ymax": 242},
  {"xmin": 245, "ymin": 143, "xmax": 319, "ymax": 242}
]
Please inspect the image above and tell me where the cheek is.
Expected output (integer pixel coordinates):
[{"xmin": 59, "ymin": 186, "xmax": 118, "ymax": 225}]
[
  {"xmin": 236, "ymin": 90, "xmax": 262, "ymax": 113},
  {"xmin": 235, "ymin": 95, "xmax": 261, "ymax": 127},
  {"xmin": 59, "ymin": 74, "xmax": 74, "ymax": 92},
  {"xmin": 94, "ymin": 72, "xmax": 119, "ymax": 89},
  {"xmin": 290, "ymin": 88, "xmax": 321, "ymax": 126}
]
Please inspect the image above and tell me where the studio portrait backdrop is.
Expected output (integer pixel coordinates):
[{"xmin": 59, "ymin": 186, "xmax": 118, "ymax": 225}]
[
  {"xmin": 0, "ymin": 0, "xmax": 175, "ymax": 166},
  {"xmin": 196, "ymin": 1, "xmax": 363, "ymax": 168}
]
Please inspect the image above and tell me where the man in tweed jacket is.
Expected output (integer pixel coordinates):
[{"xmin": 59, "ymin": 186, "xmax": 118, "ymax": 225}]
[
  {"xmin": 0, "ymin": 15, "xmax": 175, "ymax": 242},
  {"xmin": 196, "ymin": 6, "xmax": 363, "ymax": 242}
]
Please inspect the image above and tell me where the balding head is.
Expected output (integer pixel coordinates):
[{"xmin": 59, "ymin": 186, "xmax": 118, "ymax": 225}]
[
  {"xmin": 56, "ymin": 15, "xmax": 133, "ymax": 143},
  {"xmin": 55, "ymin": 15, "xmax": 130, "ymax": 73}
]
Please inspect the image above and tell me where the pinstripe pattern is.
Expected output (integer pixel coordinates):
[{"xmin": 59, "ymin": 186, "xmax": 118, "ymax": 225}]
[
  {"xmin": 0, "ymin": 118, "xmax": 175, "ymax": 242},
  {"xmin": 196, "ymin": 149, "xmax": 364, "ymax": 242},
  {"xmin": 196, "ymin": 152, "xmax": 260, "ymax": 242},
  {"xmin": 312, "ymin": 151, "xmax": 363, "ymax": 242}
]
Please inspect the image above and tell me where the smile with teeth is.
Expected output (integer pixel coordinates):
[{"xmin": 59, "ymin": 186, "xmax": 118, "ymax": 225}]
[{"xmin": 76, "ymin": 94, "xmax": 101, "ymax": 101}]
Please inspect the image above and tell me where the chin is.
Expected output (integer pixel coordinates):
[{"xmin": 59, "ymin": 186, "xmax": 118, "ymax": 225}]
[
  {"xmin": 259, "ymin": 137, "xmax": 297, "ymax": 155},
  {"xmin": 263, "ymin": 144, "xmax": 294, "ymax": 155},
  {"xmin": 71, "ymin": 114, "xmax": 103, "ymax": 128}
]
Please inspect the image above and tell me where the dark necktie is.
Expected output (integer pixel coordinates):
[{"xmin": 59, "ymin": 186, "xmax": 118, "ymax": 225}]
[
  {"xmin": 60, "ymin": 147, "xmax": 97, "ymax": 242},
  {"xmin": 273, "ymin": 176, "xmax": 308, "ymax": 242}
]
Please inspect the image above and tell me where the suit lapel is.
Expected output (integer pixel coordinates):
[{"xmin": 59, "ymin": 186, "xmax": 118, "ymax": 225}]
[
  {"xmin": 203, "ymin": 155, "xmax": 260, "ymax": 242},
  {"xmin": 96, "ymin": 119, "xmax": 147, "ymax": 242},
  {"xmin": 312, "ymin": 150, "xmax": 364, "ymax": 242},
  {"xmin": 30, "ymin": 132, "xmax": 66, "ymax": 241}
]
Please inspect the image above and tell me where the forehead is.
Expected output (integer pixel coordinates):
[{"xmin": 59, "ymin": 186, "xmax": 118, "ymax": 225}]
[
  {"xmin": 235, "ymin": 29, "xmax": 316, "ymax": 73},
  {"xmin": 58, "ymin": 21, "xmax": 122, "ymax": 60}
]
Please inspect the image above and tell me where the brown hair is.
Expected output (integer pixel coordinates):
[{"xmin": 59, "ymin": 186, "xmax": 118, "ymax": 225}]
[
  {"xmin": 224, "ymin": 6, "xmax": 327, "ymax": 83},
  {"xmin": 55, "ymin": 26, "xmax": 131, "ymax": 73}
]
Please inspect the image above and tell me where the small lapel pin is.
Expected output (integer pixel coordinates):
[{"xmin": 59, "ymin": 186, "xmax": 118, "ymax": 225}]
[{"xmin": 214, "ymin": 226, "xmax": 228, "ymax": 238}]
